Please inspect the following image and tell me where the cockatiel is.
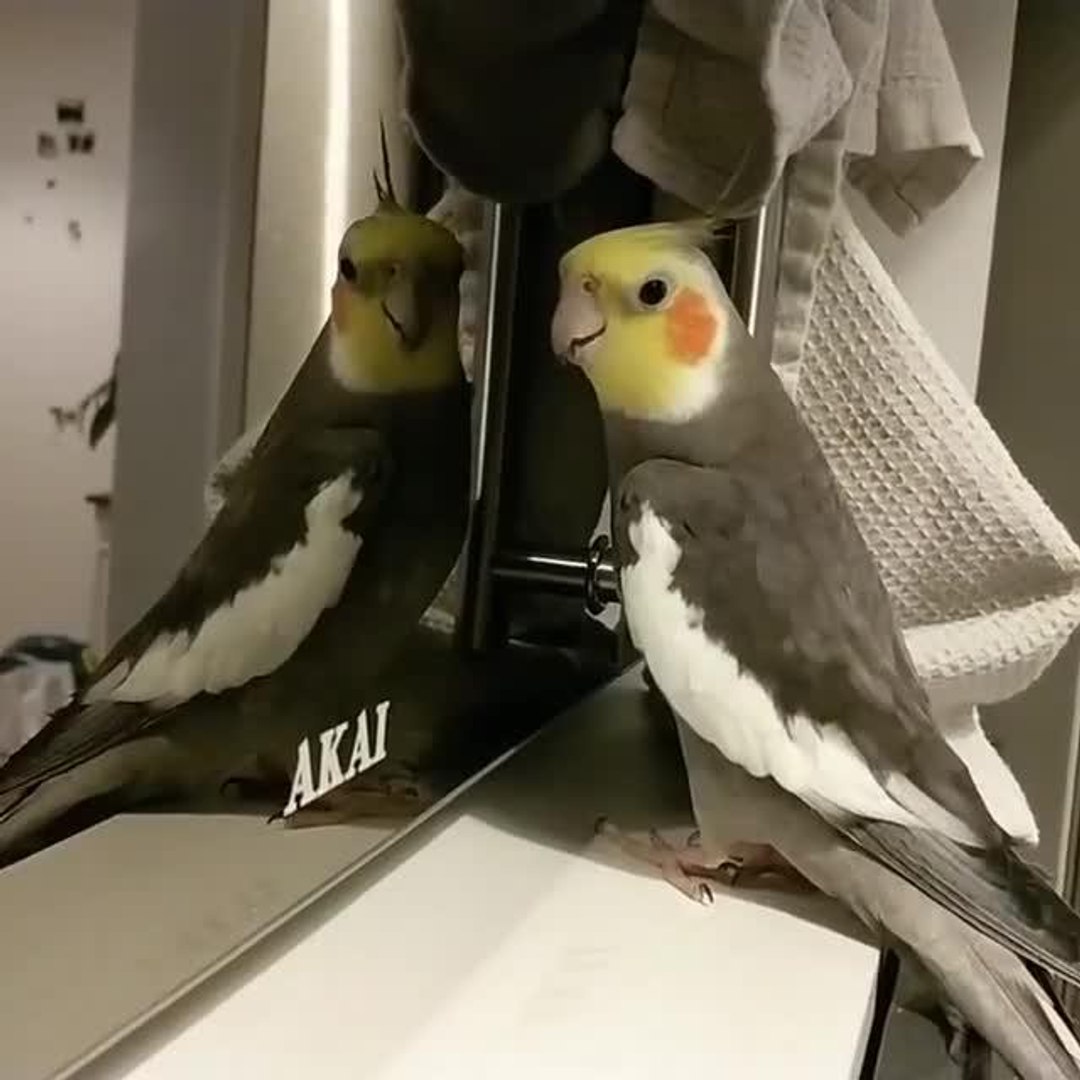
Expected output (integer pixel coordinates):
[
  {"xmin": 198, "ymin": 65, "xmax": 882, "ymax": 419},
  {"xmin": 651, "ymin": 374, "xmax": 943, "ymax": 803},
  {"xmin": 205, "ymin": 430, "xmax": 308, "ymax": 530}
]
[
  {"xmin": 551, "ymin": 220, "xmax": 1080, "ymax": 1079},
  {"xmin": 0, "ymin": 187, "xmax": 471, "ymax": 869}
]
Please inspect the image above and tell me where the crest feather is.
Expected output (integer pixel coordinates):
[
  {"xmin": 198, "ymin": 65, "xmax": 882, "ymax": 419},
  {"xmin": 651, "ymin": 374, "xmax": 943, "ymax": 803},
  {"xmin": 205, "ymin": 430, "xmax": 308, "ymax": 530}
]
[
  {"xmin": 372, "ymin": 116, "xmax": 401, "ymax": 212},
  {"xmin": 628, "ymin": 217, "xmax": 723, "ymax": 252},
  {"xmin": 560, "ymin": 216, "xmax": 724, "ymax": 273}
]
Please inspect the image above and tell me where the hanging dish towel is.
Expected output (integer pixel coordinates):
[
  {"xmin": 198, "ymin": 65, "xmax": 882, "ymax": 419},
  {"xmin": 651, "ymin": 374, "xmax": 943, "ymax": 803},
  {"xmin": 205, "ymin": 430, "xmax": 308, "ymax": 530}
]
[{"xmin": 799, "ymin": 201, "xmax": 1080, "ymax": 712}]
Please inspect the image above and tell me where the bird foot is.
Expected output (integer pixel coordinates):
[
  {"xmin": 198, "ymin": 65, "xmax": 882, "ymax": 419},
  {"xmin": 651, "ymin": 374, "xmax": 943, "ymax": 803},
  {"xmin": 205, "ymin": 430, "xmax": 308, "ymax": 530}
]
[
  {"xmin": 594, "ymin": 817, "xmax": 814, "ymax": 903},
  {"xmin": 941, "ymin": 1006, "xmax": 992, "ymax": 1079},
  {"xmin": 712, "ymin": 839, "xmax": 816, "ymax": 894},
  {"xmin": 280, "ymin": 772, "xmax": 437, "ymax": 829}
]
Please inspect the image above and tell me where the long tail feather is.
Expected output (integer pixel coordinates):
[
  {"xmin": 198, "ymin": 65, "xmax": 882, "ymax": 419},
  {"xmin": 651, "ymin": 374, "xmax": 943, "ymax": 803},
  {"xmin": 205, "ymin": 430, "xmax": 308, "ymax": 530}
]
[
  {"xmin": 844, "ymin": 819, "xmax": 1080, "ymax": 987},
  {"xmin": 0, "ymin": 699, "xmax": 152, "ymax": 800},
  {"xmin": 379, "ymin": 116, "xmax": 396, "ymax": 203}
]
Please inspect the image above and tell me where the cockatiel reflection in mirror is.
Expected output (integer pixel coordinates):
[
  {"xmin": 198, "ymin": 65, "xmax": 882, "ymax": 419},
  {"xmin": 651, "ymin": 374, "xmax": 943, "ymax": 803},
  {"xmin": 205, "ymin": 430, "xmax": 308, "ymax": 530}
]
[
  {"xmin": 0, "ymin": 142, "xmax": 471, "ymax": 867},
  {"xmin": 552, "ymin": 219, "xmax": 1080, "ymax": 1079}
]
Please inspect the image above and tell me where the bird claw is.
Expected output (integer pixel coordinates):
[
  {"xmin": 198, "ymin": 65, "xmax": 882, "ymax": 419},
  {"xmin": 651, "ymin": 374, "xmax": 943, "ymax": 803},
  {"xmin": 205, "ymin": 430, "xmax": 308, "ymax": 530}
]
[
  {"xmin": 594, "ymin": 818, "xmax": 814, "ymax": 901},
  {"xmin": 595, "ymin": 817, "xmax": 717, "ymax": 905},
  {"xmin": 714, "ymin": 842, "xmax": 816, "ymax": 894},
  {"xmin": 281, "ymin": 771, "xmax": 436, "ymax": 829}
]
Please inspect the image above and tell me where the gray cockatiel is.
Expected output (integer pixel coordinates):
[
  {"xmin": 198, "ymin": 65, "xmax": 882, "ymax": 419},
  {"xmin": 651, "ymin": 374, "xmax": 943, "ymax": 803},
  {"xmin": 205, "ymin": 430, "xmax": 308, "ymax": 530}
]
[
  {"xmin": 0, "ymin": 191, "xmax": 471, "ymax": 869},
  {"xmin": 551, "ymin": 220, "xmax": 1080, "ymax": 1078}
]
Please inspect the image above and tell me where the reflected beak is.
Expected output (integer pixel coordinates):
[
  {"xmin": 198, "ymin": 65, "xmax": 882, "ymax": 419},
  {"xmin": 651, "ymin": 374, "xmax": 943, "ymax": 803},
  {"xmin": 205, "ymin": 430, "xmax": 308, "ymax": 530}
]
[
  {"xmin": 382, "ymin": 272, "xmax": 427, "ymax": 351},
  {"xmin": 551, "ymin": 285, "xmax": 605, "ymax": 364}
]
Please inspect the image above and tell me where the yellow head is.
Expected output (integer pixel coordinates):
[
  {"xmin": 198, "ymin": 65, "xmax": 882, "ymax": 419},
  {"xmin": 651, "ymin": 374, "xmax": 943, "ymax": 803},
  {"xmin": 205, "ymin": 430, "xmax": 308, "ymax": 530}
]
[
  {"xmin": 329, "ymin": 204, "xmax": 464, "ymax": 394},
  {"xmin": 551, "ymin": 221, "xmax": 735, "ymax": 422}
]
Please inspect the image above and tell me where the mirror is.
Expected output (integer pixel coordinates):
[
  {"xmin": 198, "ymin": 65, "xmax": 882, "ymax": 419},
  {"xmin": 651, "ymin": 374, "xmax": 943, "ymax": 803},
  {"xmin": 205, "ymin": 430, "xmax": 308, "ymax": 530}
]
[{"xmin": 0, "ymin": 2, "xmax": 613, "ymax": 1076}]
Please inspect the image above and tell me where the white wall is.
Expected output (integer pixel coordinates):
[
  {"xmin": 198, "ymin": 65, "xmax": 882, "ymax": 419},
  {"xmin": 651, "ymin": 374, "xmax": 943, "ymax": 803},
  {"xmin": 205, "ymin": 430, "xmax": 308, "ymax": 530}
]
[
  {"xmin": 975, "ymin": 6, "xmax": 1080, "ymax": 892},
  {"xmin": 106, "ymin": 1, "xmax": 265, "ymax": 640},
  {"xmin": 0, "ymin": 0, "xmax": 135, "ymax": 647}
]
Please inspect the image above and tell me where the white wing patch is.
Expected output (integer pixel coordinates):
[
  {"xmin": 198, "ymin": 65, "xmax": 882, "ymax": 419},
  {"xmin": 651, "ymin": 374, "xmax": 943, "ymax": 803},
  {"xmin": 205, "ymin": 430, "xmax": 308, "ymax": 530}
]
[
  {"xmin": 90, "ymin": 473, "xmax": 364, "ymax": 707},
  {"xmin": 621, "ymin": 503, "xmax": 988, "ymax": 847}
]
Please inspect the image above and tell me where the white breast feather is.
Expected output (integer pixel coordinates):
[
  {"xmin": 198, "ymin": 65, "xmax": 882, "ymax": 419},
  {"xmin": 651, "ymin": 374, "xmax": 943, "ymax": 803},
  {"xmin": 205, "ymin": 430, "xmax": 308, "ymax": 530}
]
[
  {"xmin": 621, "ymin": 503, "xmax": 988, "ymax": 847},
  {"xmin": 97, "ymin": 473, "xmax": 363, "ymax": 706}
]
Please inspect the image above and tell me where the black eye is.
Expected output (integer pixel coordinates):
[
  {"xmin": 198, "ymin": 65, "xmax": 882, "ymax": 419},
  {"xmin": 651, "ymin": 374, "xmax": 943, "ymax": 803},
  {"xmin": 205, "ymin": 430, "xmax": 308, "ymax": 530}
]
[
  {"xmin": 638, "ymin": 277, "xmax": 669, "ymax": 307},
  {"xmin": 339, "ymin": 256, "xmax": 357, "ymax": 282}
]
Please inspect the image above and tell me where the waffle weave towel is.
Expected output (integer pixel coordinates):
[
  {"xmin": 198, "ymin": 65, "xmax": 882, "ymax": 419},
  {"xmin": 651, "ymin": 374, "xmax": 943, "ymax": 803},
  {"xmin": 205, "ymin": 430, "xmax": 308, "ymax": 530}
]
[{"xmin": 798, "ymin": 201, "xmax": 1080, "ymax": 711}]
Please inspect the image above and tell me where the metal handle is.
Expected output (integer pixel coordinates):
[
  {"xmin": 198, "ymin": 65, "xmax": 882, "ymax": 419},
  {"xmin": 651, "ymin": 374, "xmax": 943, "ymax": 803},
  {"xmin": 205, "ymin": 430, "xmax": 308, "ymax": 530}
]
[
  {"xmin": 729, "ymin": 177, "xmax": 786, "ymax": 343},
  {"xmin": 492, "ymin": 535, "xmax": 619, "ymax": 616}
]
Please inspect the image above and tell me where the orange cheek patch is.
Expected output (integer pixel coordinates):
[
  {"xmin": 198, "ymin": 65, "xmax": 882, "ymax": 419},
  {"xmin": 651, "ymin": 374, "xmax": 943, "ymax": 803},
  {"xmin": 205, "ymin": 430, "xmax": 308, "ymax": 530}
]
[{"xmin": 665, "ymin": 288, "xmax": 717, "ymax": 363}]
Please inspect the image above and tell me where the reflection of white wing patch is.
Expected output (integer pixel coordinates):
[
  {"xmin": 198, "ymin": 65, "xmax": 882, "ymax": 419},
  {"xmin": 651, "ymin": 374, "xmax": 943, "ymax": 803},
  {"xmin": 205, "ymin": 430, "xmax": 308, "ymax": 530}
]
[
  {"xmin": 91, "ymin": 473, "xmax": 363, "ymax": 707},
  {"xmin": 621, "ymin": 503, "xmax": 995, "ymax": 848}
]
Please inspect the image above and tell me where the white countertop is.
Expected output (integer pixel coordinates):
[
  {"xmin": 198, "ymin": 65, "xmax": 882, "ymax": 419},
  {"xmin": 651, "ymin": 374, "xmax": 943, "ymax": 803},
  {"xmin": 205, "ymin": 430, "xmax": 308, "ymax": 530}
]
[{"xmin": 77, "ymin": 669, "xmax": 884, "ymax": 1080}]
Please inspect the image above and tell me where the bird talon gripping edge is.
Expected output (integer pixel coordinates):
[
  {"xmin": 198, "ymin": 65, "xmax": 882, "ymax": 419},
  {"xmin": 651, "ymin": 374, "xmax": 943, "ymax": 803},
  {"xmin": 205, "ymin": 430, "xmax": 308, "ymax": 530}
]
[
  {"xmin": 282, "ymin": 771, "xmax": 437, "ymax": 830},
  {"xmin": 596, "ymin": 816, "xmax": 808, "ymax": 899},
  {"xmin": 595, "ymin": 817, "xmax": 717, "ymax": 905},
  {"xmin": 556, "ymin": 220, "xmax": 1080, "ymax": 1078}
]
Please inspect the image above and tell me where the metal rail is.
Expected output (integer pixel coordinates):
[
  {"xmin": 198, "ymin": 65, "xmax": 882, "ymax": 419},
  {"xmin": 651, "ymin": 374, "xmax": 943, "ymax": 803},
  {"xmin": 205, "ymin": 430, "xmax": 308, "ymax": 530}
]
[
  {"xmin": 491, "ymin": 537, "xmax": 619, "ymax": 616},
  {"xmin": 459, "ymin": 202, "xmax": 522, "ymax": 651}
]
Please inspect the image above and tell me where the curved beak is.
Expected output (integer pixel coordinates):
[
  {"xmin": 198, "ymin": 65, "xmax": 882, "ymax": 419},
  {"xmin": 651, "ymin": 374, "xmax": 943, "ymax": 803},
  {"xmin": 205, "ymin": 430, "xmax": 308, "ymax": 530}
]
[
  {"xmin": 551, "ymin": 284, "xmax": 605, "ymax": 364},
  {"xmin": 381, "ymin": 271, "xmax": 428, "ymax": 351}
]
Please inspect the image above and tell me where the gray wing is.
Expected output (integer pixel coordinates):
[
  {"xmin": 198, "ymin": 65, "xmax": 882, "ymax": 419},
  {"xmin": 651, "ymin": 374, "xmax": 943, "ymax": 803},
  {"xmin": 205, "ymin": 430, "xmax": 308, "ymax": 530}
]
[
  {"xmin": 88, "ymin": 425, "xmax": 391, "ymax": 698},
  {"xmin": 630, "ymin": 458, "xmax": 1080, "ymax": 984},
  {"xmin": 0, "ymin": 426, "xmax": 391, "ymax": 799},
  {"xmin": 617, "ymin": 456, "xmax": 996, "ymax": 840}
]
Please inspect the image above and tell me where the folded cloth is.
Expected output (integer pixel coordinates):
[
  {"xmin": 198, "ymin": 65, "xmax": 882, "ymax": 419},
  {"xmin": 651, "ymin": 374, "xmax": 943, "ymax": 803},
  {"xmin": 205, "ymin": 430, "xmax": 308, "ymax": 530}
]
[
  {"xmin": 395, "ymin": 0, "xmax": 642, "ymax": 203},
  {"xmin": 612, "ymin": 0, "xmax": 982, "ymax": 375},
  {"xmin": 613, "ymin": 0, "xmax": 853, "ymax": 217},
  {"xmin": 776, "ymin": 0, "xmax": 982, "ymax": 380},
  {"xmin": 845, "ymin": 0, "xmax": 984, "ymax": 235}
]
